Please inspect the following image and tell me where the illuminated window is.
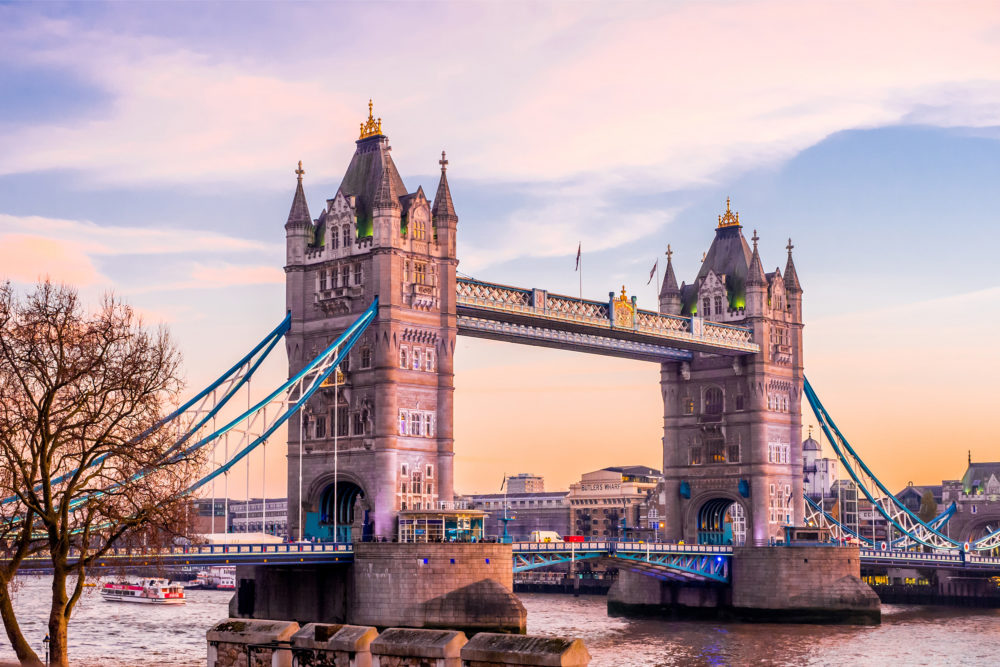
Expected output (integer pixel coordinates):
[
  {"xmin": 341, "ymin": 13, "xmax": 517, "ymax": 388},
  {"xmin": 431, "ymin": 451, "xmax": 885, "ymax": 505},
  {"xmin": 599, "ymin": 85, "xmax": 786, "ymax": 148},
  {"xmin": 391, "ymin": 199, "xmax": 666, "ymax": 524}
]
[
  {"xmin": 689, "ymin": 447, "xmax": 703, "ymax": 465},
  {"xmin": 415, "ymin": 262, "xmax": 427, "ymax": 285},
  {"xmin": 398, "ymin": 410, "xmax": 408, "ymax": 436},
  {"xmin": 706, "ymin": 437, "xmax": 725, "ymax": 463},
  {"xmin": 683, "ymin": 397, "xmax": 695, "ymax": 415}
]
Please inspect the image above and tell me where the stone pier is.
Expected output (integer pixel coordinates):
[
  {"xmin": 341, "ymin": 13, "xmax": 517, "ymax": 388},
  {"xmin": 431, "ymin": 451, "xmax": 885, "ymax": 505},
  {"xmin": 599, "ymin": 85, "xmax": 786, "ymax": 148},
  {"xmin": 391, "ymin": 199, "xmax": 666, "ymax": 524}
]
[
  {"xmin": 609, "ymin": 545, "xmax": 880, "ymax": 624},
  {"xmin": 231, "ymin": 543, "xmax": 526, "ymax": 634}
]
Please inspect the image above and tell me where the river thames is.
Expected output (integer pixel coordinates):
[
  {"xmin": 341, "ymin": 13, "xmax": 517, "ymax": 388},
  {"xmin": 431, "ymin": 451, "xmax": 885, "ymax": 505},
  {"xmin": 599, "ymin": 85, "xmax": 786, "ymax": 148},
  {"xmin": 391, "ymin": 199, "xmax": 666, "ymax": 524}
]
[{"xmin": 1, "ymin": 577, "xmax": 997, "ymax": 666}]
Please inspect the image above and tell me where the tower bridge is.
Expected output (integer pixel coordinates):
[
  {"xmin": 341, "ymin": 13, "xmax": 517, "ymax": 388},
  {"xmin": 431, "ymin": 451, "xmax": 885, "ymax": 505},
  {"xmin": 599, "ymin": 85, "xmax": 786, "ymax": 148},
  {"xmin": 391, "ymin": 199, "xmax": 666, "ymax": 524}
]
[{"xmin": 283, "ymin": 102, "xmax": 803, "ymax": 550}]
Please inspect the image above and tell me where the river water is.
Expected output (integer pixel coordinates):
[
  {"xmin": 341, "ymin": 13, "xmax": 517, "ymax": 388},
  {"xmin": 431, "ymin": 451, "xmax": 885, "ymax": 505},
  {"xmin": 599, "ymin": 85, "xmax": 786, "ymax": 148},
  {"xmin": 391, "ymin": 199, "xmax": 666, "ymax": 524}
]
[{"xmin": 1, "ymin": 576, "xmax": 998, "ymax": 666}]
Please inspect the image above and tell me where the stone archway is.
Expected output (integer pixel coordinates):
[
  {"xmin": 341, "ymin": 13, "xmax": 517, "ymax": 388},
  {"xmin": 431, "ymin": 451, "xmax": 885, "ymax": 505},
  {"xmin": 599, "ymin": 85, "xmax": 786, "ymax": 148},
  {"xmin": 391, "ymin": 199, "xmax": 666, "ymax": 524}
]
[
  {"xmin": 689, "ymin": 494, "xmax": 747, "ymax": 546},
  {"xmin": 964, "ymin": 518, "xmax": 1000, "ymax": 555}
]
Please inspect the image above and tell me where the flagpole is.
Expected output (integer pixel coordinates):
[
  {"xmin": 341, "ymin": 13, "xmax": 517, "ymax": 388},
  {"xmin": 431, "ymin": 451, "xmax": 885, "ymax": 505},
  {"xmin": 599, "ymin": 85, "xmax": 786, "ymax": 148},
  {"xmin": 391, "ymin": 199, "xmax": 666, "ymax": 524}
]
[
  {"xmin": 579, "ymin": 246, "xmax": 583, "ymax": 299},
  {"xmin": 655, "ymin": 258, "xmax": 660, "ymax": 305}
]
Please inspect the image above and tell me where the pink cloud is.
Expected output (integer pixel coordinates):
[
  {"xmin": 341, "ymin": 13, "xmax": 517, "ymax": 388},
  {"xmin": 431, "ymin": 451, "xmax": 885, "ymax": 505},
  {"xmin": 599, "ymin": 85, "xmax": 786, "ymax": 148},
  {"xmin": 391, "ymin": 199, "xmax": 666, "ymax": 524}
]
[{"xmin": 0, "ymin": 234, "xmax": 103, "ymax": 285}]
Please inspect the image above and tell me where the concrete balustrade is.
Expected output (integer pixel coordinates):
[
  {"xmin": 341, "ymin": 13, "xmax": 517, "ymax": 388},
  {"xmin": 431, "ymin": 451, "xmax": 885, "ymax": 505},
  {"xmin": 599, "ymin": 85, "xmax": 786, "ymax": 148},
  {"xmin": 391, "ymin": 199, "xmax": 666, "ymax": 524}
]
[
  {"xmin": 291, "ymin": 623, "xmax": 378, "ymax": 667},
  {"xmin": 207, "ymin": 620, "xmax": 590, "ymax": 667},
  {"xmin": 207, "ymin": 618, "xmax": 299, "ymax": 667}
]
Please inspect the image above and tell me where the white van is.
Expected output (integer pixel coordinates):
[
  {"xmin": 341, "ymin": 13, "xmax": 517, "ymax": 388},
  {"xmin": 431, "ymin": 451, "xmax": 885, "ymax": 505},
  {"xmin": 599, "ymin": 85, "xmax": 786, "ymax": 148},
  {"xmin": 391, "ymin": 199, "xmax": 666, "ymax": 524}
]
[{"xmin": 529, "ymin": 531, "xmax": 563, "ymax": 543}]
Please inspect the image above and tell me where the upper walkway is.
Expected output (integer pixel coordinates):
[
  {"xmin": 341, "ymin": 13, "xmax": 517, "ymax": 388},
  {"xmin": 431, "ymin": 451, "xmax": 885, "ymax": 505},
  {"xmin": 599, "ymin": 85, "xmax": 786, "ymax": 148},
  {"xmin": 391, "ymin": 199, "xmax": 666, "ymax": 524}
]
[{"xmin": 455, "ymin": 278, "xmax": 759, "ymax": 361}]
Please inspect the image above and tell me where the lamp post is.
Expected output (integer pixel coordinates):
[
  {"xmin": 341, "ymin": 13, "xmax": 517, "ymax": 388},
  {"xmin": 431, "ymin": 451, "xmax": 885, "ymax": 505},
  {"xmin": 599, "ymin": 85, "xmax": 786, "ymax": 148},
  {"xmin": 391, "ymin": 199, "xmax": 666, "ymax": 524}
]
[{"xmin": 43, "ymin": 634, "xmax": 49, "ymax": 667}]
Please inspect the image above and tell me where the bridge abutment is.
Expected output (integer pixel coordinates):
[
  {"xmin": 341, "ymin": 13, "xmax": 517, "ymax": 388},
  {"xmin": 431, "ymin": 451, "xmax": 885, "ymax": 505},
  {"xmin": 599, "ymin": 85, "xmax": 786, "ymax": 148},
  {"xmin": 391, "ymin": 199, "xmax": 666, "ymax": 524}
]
[{"xmin": 231, "ymin": 543, "xmax": 526, "ymax": 635}]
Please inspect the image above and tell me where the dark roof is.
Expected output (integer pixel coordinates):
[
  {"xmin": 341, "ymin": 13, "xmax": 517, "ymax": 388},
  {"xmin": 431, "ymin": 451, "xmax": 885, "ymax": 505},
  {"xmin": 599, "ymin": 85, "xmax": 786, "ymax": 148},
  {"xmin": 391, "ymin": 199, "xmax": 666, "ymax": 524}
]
[
  {"xmin": 961, "ymin": 462, "xmax": 1000, "ymax": 492},
  {"xmin": 895, "ymin": 485, "xmax": 943, "ymax": 502},
  {"xmin": 337, "ymin": 135, "xmax": 407, "ymax": 224},
  {"xmin": 802, "ymin": 436, "xmax": 821, "ymax": 451},
  {"xmin": 464, "ymin": 491, "xmax": 568, "ymax": 500},
  {"xmin": 784, "ymin": 245, "xmax": 802, "ymax": 293},
  {"xmin": 681, "ymin": 225, "xmax": 754, "ymax": 314},
  {"xmin": 659, "ymin": 255, "xmax": 679, "ymax": 299}
]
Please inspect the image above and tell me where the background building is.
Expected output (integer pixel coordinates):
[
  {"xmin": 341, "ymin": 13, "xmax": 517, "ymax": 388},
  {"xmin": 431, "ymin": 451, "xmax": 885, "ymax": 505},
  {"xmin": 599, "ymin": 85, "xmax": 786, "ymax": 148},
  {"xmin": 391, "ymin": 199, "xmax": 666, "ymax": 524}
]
[
  {"xmin": 940, "ymin": 459, "xmax": 1000, "ymax": 546},
  {"xmin": 227, "ymin": 498, "xmax": 288, "ymax": 536},
  {"xmin": 568, "ymin": 466, "xmax": 661, "ymax": 540},
  {"xmin": 188, "ymin": 498, "xmax": 227, "ymax": 535},
  {"xmin": 505, "ymin": 473, "xmax": 545, "ymax": 494},
  {"xmin": 464, "ymin": 489, "xmax": 569, "ymax": 541}
]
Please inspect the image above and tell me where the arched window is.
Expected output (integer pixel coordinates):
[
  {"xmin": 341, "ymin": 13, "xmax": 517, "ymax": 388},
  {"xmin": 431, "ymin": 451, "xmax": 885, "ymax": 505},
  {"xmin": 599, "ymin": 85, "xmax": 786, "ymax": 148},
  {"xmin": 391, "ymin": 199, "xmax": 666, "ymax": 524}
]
[
  {"xmin": 714, "ymin": 296, "xmax": 723, "ymax": 315},
  {"xmin": 702, "ymin": 299, "xmax": 711, "ymax": 317},
  {"xmin": 704, "ymin": 387, "xmax": 724, "ymax": 415},
  {"xmin": 342, "ymin": 225, "xmax": 351, "ymax": 248}
]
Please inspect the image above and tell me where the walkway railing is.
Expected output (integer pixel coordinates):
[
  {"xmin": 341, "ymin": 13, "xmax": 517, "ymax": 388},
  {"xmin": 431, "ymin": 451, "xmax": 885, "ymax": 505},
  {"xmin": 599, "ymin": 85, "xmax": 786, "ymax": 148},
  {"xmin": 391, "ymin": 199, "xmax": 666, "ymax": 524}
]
[{"xmin": 456, "ymin": 278, "xmax": 758, "ymax": 354}]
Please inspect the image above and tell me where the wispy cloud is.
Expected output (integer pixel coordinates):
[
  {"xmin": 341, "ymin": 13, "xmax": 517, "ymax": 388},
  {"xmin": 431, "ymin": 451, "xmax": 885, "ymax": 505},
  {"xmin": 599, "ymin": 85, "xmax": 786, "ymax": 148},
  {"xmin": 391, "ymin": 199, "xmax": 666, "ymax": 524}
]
[{"xmin": 0, "ymin": 214, "xmax": 279, "ymax": 289}]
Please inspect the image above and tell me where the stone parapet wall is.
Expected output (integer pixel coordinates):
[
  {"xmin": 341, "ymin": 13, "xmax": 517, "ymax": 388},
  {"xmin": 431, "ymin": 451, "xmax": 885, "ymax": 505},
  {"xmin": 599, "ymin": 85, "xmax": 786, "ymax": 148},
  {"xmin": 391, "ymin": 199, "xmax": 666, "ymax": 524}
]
[{"xmin": 208, "ymin": 620, "xmax": 589, "ymax": 667}]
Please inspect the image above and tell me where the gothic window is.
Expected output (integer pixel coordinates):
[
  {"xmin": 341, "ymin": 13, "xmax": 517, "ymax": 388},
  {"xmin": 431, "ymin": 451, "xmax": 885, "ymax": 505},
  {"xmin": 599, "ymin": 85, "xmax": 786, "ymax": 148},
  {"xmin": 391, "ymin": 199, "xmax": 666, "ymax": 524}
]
[
  {"xmin": 706, "ymin": 437, "xmax": 726, "ymax": 463},
  {"xmin": 361, "ymin": 346, "xmax": 372, "ymax": 369},
  {"xmin": 401, "ymin": 463, "xmax": 409, "ymax": 476},
  {"xmin": 337, "ymin": 405, "xmax": 349, "ymax": 437},
  {"xmin": 424, "ymin": 413, "xmax": 434, "ymax": 437},
  {"xmin": 399, "ymin": 346, "xmax": 408, "ymax": 369},
  {"xmin": 342, "ymin": 225, "xmax": 351, "ymax": 248},
  {"xmin": 314, "ymin": 416, "xmax": 326, "ymax": 439},
  {"xmin": 319, "ymin": 271, "xmax": 328, "ymax": 291},
  {"xmin": 415, "ymin": 262, "xmax": 427, "ymax": 285},
  {"xmin": 403, "ymin": 260, "xmax": 410, "ymax": 283},
  {"xmin": 727, "ymin": 443, "xmax": 740, "ymax": 463},
  {"xmin": 354, "ymin": 263, "xmax": 363, "ymax": 285},
  {"xmin": 341, "ymin": 265, "xmax": 350, "ymax": 287},
  {"xmin": 735, "ymin": 395, "xmax": 746, "ymax": 411},
  {"xmin": 682, "ymin": 397, "xmax": 695, "ymax": 415},
  {"xmin": 413, "ymin": 348, "xmax": 422, "ymax": 371},
  {"xmin": 398, "ymin": 410, "xmax": 408, "ymax": 436},
  {"xmin": 426, "ymin": 465, "xmax": 434, "ymax": 478},
  {"xmin": 689, "ymin": 447, "xmax": 703, "ymax": 465},
  {"xmin": 714, "ymin": 296, "xmax": 723, "ymax": 314},
  {"xmin": 353, "ymin": 411, "xmax": 364, "ymax": 436},
  {"xmin": 703, "ymin": 298, "xmax": 711, "ymax": 317},
  {"xmin": 704, "ymin": 387, "xmax": 724, "ymax": 415},
  {"xmin": 426, "ymin": 348, "xmax": 435, "ymax": 372},
  {"xmin": 410, "ymin": 414, "xmax": 421, "ymax": 436},
  {"xmin": 413, "ymin": 217, "xmax": 425, "ymax": 241}
]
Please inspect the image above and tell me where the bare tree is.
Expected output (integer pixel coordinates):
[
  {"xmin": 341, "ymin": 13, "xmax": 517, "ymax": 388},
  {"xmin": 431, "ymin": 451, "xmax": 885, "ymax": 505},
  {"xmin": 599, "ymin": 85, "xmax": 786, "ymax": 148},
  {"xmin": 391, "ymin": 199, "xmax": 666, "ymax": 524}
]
[{"xmin": 0, "ymin": 281, "xmax": 202, "ymax": 667}]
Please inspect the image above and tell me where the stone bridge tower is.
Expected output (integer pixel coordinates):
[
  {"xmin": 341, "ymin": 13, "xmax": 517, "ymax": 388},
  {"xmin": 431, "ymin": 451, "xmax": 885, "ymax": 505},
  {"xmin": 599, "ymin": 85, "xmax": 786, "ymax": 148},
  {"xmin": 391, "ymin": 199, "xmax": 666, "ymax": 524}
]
[
  {"xmin": 658, "ymin": 200, "xmax": 804, "ymax": 546},
  {"xmin": 284, "ymin": 102, "xmax": 458, "ymax": 540}
]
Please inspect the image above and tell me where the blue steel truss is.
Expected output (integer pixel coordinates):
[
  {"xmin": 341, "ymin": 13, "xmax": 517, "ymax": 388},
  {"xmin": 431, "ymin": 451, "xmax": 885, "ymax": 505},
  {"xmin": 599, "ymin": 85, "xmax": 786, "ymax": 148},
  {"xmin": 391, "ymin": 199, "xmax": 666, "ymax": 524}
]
[
  {"xmin": 805, "ymin": 378, "xmax": 1000, "ymax": 552},
  {"xmin": 511, "ymin": 542, "xmax": 732, "ymax": 583}
]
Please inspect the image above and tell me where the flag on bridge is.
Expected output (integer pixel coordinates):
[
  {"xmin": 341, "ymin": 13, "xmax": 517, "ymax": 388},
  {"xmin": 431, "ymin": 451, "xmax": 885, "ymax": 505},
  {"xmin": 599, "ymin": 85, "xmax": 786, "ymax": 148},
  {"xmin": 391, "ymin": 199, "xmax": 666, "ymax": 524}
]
[
  {"xmin": 647, "ymin": 259, "xmax": 658, "ymax": 284},
  {"xmin": 575, "ymin": 243, "xmax": 581, "ymax": 271}
]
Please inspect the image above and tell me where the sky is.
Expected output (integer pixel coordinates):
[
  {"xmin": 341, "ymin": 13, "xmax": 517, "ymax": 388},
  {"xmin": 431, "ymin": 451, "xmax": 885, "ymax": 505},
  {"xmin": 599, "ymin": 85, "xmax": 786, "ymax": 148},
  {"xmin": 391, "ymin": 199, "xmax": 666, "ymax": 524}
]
[{"xmin": 1, "ymin": 1, "xmax": 999, "ymax": 499}]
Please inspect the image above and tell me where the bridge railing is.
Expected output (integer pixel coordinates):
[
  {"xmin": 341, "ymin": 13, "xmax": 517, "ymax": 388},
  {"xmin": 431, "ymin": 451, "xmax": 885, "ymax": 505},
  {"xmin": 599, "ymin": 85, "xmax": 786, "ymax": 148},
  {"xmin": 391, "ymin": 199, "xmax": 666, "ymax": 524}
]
[
  {"xmin": 456, "ymin": 278, "xmax": 758, "ymax": 353},
  {"xmin": 32, "ymin": 542, "xmax": 355, "ymax": 563}
]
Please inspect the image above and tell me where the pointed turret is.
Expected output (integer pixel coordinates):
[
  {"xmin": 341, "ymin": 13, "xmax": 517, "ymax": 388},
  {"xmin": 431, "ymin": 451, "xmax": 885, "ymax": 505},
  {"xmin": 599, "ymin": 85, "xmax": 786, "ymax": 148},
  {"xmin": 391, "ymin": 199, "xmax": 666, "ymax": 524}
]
[
  {"xmin": 746, "ymin": 229, "xmax": 767, "ymax": 286},
  {"xmin": 285, "ymin": 161, "xmax": 312, "ymax": 268},
  {"xmin": 285, "ymin": 160, "xmax": 312, "ymax": 229},
  {"xmin": 783, "ymin": 238, "xmax": 802, "ymax": 294},
  {"xmin": 373, "ymin": 165, "xmax": 400, "ymax": 211},
  {"xmin": 432, "ymin": 151, "xmax": 458, "ymax": 257},
  {"xmin": 432, "ymin": 151, "xmax": 457, "ymax": 222},
  {"xmin": 659, "ymin": 245, "xmax": 682, "ymax": 314}
]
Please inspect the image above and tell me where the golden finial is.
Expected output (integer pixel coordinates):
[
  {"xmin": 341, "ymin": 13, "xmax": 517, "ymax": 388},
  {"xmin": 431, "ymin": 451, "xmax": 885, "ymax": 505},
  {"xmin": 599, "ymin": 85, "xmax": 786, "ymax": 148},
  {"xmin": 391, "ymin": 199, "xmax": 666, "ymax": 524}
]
[
  {"xmin": 619, "ymin": 285, "xmax": 628, "ymax": 302},
  {"xmin": 295, "ymin": 160, "xmax": 304, "ymax": 182},
  {"xmin": 718, "ymin": 196, "xmax": 741, "ymax": 228},
  {"xmin": 359, "ymin": 98, "xmax": 384, "ymax": 139},
  {"xmin": 701, "ymin": 252, "xmax": 706, "ymax": 262}
]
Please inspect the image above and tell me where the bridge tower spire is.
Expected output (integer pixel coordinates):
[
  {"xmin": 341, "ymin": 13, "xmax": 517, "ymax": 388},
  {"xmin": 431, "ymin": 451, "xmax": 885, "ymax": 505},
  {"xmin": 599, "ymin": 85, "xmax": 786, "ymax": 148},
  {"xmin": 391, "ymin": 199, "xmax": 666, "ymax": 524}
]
[{"xmin": 659, "ymin": 244, "xmax": 681, "ymax": 314}]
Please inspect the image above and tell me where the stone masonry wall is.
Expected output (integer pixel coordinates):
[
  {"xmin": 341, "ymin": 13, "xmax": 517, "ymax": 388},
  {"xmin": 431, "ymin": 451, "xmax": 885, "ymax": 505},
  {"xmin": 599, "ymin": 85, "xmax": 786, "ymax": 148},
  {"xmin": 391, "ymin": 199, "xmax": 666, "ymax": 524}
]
[
  {"xmin": 732, "ymin": 545, "xmax": 880, "ymax": 622},
  {"xmin": 350, "ymin": 543, "xmax": 525, "ymax": 633}
]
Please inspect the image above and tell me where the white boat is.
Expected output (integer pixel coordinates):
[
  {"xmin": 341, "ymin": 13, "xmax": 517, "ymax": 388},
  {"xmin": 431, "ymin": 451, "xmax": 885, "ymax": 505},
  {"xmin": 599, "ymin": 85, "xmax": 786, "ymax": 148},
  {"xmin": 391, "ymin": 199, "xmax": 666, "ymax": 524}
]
[
  {"xmin": 200, "ymin": 566, "xmax": 235, "ymax": 590},
  {"xmin": 101, "ymin": 577, "xmax": 186, "ymax": 604}
]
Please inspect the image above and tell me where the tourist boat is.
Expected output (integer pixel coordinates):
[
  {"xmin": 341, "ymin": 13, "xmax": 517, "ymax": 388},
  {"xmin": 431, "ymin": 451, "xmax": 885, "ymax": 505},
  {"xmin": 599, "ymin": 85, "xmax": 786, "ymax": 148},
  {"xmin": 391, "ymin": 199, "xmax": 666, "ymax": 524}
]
[{"xmin": 101, "ymin": 577, "xmax": 186, "ymax": 604}]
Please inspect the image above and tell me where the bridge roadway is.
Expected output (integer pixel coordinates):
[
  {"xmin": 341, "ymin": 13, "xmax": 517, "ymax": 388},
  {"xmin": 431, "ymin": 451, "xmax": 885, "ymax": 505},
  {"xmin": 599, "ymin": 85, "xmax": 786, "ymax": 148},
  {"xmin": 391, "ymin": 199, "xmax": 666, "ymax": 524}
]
[{"xmin": 17, "ymin": 541, "xmax": 1000, "ymax": 582}]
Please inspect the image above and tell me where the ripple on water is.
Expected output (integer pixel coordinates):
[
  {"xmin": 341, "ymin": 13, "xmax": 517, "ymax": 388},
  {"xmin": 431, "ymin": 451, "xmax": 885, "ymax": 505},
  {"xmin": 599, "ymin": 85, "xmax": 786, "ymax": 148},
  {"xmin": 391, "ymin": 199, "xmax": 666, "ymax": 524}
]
[{"xmin": 2, "ymin": 579, "xmax": 998, "ymax": 666}]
